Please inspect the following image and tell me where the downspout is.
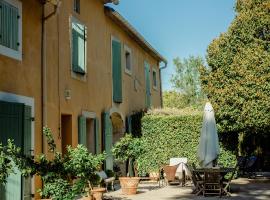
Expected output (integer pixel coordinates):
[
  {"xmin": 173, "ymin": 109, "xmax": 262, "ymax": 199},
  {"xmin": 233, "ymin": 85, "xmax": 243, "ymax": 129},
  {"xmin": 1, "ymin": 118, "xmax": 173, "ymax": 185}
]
[
  {"xmin": 41, "ymin": 2, "xmax": 59, "ymax": 153},
  {"xmin": 159, "ymin": 61, "xmax": 167, "ymax": 108}
]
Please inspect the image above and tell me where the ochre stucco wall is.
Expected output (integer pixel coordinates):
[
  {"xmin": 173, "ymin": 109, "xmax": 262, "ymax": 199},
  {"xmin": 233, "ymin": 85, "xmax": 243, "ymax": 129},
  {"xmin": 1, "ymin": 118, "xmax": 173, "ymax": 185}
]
[
  {"xmin": 44, "ymin": 0, "xmax": 163, "ymax": 154},
  {"xmin": 0, "ymin": 0, "xmax": 43, "ymax": 196}
]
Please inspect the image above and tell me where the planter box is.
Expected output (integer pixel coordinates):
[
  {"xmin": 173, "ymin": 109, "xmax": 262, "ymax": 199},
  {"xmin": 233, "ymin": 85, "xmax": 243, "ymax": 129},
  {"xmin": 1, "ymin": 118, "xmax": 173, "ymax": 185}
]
[{"xmin": 119, "ymin": 177, "xmax": 140, "ymax": 195}]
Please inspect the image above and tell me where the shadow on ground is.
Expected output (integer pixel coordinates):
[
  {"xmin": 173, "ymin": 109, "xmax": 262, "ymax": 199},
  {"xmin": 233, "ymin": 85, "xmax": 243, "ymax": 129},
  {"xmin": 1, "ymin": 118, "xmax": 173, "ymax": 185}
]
[{"xmin": 104, "ymin": 178, "xmax": 270, "ymax": 200}]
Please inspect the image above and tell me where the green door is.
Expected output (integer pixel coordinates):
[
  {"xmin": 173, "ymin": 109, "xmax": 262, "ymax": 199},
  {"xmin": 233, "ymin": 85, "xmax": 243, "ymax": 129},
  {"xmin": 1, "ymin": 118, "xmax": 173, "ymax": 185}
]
[
  {"xmin": 144, "ymin": 62, "xmax": 151, "ymax": 108},
  {"xmin": 102, "ymin": 112, "xmax": 113, "ymax": 170},
  {"xmin": 0, "ymin": 101, "xmax": 32, "ymax": 200}
]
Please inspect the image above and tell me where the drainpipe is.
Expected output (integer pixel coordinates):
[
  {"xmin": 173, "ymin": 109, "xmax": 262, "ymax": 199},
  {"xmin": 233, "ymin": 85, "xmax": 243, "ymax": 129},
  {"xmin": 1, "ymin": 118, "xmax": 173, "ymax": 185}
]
[
  {"xmin": 41, "ymin": 1, "xmax": 60, "ymax": 153},
  {"xmin": 159, "ymin": 61, "xmax": 167, "ymax": 108}
]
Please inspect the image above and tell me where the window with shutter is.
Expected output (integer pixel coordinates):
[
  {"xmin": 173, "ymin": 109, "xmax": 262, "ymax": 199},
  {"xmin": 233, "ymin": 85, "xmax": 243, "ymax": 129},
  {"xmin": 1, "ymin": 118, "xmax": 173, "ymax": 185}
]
[
  {"xmin": 152, "ymin": 68, "xmax": 158, "ymax": 90},
  {"xmin": 0, "ymin": 0, "xmax": 22, "ymax": 60},
  {"xmin": 124, "ymin": 44, "xmax": 132, "ymax": 75},
  {"xmin": 71, "ymin": 17, "xmax": 87, "ymax": 75},
  {"xmin": 112, "ymin": 38, "xmax": 122, "ymax": 103}
]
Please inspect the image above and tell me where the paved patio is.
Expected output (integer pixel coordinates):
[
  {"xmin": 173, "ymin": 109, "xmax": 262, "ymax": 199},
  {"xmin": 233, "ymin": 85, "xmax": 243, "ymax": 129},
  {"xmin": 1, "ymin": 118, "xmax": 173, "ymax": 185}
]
[{"xmin": 104, "ymin": 178, "xmax": 270, "ymax": 200}]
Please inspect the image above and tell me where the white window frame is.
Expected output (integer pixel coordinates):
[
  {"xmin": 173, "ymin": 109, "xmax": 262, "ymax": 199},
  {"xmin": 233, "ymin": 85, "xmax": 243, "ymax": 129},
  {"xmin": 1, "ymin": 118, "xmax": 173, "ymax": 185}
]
[
  {"xmin": 124, "ymin": 44, "xmax": 132, "ymax": 76},
  {"xmin": 70, "ymin": 16, "xmax": 87, "ymax": 81},
  {"xmin": 152, "ymin": 68, "xmax": 158, "ymax": 90},
  {"xmin": 0, "ymin": 0, "xmax": 22, "ymax": 61}
]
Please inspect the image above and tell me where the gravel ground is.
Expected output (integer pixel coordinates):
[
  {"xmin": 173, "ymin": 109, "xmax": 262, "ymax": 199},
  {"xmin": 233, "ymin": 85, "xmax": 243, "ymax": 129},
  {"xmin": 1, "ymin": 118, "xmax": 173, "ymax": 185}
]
[{"xmin": 103, "ymin": 178, "xmax": 270, "ymax": 200}]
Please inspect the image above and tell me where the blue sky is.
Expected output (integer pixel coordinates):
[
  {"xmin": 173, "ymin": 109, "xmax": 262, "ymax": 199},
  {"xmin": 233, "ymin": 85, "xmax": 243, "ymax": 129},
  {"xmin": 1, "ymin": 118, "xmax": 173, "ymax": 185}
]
[{"xmin": 112, "ymin": 0, "xmax": 236, "ymax": 91}]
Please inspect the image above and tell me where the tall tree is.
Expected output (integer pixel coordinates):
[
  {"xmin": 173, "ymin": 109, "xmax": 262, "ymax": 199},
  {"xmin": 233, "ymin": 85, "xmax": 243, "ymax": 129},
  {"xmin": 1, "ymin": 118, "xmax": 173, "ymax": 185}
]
[
  {"xmin": 171, "ymin": 56, "xmax": 205, "ymax": 105},
  {"xmin": 201, "ymin": 0, "xmax": 270, "ymax": 136}
]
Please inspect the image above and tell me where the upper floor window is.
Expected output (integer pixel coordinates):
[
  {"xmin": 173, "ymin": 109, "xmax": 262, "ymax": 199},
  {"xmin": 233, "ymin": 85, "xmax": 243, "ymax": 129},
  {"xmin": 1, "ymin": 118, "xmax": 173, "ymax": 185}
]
[
  {"xmin": 74, "ymin": 0, "xmax": 80, "ymax": 14},
  {"xmin": 152, "ymin": 68, "xmax": 158, "ymax": 90},
  {"xmin": 0, "ymin": 0, "xmax": 22, "ymax": 60},
  {"xmin": 71, "ymin": 17, "xmax": 87, "ymax": 75},
  {"xmin": 124, "ymin": 44, "xmax": 132, "ymax": 75}
]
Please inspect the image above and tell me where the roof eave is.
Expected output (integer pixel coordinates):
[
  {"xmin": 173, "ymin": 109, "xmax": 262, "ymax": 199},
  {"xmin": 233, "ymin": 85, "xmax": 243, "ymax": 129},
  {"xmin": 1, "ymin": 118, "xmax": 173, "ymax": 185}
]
[
  {"xmin": 102, "ymin": 0, "xmax": 119, "ymax": 5},
  {"xmin": 104, "ymin": 6, "xmax": 167, "ymax": 64}
]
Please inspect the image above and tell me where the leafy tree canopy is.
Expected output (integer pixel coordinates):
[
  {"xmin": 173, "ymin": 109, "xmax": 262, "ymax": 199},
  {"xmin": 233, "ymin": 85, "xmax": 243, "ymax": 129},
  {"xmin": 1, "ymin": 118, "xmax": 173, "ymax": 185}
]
[
  {"xmin": 201, "ymin": 0, "xmax": 270, "ymax": 135},
  {"xmin": 171, "ymin": 56, "xmax": 205, "ymax": 106}
]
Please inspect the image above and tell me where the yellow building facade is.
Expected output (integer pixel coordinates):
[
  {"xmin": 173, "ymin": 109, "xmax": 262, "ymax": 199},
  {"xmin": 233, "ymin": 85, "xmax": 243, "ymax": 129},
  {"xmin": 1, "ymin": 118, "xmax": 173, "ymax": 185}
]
[{"xmin": 0, "ymin": 0, "xmax": 166, "ymax": 199}]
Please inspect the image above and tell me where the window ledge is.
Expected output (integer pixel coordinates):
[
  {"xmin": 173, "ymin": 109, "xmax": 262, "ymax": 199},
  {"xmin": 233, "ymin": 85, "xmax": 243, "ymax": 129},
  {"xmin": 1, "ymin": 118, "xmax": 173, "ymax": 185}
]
[
  {"xmin": 0, "ymin": 45, "xmax": 22, "ymax": 61},
  {"xmin": 124, "ymin": 68, "xmax": 132, "ymax": 76}
]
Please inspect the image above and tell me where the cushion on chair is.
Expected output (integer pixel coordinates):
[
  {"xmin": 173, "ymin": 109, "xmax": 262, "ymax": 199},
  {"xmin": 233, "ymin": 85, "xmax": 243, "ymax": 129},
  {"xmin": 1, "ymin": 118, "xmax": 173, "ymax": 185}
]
[
  {"xmin": 170, "ymin": 158, "xmax": 188, "ymax": 179},
  {"xmin": 96, "ymin": 171, "xmax": 108, "ymax": 179}
]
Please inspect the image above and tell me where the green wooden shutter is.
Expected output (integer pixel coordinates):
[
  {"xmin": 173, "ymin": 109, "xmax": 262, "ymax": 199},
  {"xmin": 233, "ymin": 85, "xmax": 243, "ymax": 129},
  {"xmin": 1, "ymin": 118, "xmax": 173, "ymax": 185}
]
[
  {"xmin": 78, "ymin": 116, "xmax": 87, "ymax": 147},
  {"xmin": 145, "ymin": 62, "xmax": 151, "ymax": 108},
  {"xmin": 102, "ymin": 112, "xmax": 113, "ymax": 170},
  {"xmin": 94, "ymin": 117, "xmax": 100, "ymax": 154},
  {"xmin": 23, "ymin": 105, "xmax": 32, "ymax": 200},
  {"xmin": 112, "ymin": 40, "xmax": 122, "ymax": 103},
  {"xmin": 0, "ymin": 1, "xmax": 19, "ymax": 50},
  {"xmin": 0, "ymin": 101, "xmax": 23, "ymax": 200}
]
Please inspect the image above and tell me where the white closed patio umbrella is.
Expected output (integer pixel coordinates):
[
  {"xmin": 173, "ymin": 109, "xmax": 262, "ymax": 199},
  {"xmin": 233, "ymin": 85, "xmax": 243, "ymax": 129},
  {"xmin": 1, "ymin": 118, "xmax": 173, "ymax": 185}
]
[{"xmin": 197, "ymin": 102, "xmax": 220, "ymax": 168}]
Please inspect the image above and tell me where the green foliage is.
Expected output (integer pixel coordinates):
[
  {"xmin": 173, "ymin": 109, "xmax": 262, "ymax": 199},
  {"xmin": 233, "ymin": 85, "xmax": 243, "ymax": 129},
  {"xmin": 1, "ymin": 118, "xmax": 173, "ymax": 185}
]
[
  {"xmin": 201, "ymin": 0, "xmax": 270, "ymax": 137},
  {"xmin": 64, "ymin": 145, "xmax": 104, "ymax": 188},
  {"xmin": 163, "ymin": 90, "xmax": 205, "ymax": 110},
  {"xmin": 0, "ymin": 142, "xmax": 13, "ymax": 184},
  {"xmin": 43, "ymin": 126, "xmax": 56, "ymax": 152},
  {"xmin": 171, "ymin": 56, "xmax": 205, "ymax": 106},
  {"xmin": 112, "ymin": 134, "xmax": 144, "ymax": 162},
  {"xmin": 163, "ymin": 90, "xmax": 188, "ymax": 109},
  {"xmin": 112, "ymin": 134, "xmax": 144, "ymax": 177},
  {"xmin": 38, "ymin": 178, "xmax": 75, "ymax": 200},
  {"xmin": 0, "ymin": 127, "xmax": 105, "ymax": 198},
  {"xmin": 137, "ymin": 110, "xmax": 237, "ymax": 174}
]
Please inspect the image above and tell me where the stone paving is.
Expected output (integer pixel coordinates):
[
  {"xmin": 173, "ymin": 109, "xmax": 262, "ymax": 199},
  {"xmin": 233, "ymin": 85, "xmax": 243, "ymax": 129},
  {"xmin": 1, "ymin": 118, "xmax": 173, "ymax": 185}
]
[{"xmin": 104, "ymin": 178, "xmax": 270, "ymax": 200}]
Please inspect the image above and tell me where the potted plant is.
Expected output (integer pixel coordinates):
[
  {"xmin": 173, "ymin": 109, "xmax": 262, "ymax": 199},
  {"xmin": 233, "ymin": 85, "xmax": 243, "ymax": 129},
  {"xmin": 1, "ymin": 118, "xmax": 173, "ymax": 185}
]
[
  {"xmin": 0, "ymin": 127, "xmax": 105, "ymax": 200},
  {"xmin": 112, "ymin": 134, "xmax": 144, "ymax": 195},
  {"xmin": 64, "ymin": 145, "xmax": 106, "ymax": 200}
]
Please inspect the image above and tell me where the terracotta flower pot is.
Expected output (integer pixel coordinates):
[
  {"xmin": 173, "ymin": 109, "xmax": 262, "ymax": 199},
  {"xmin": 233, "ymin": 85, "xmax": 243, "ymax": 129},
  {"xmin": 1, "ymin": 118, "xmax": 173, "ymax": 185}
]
[
  {"xmin": 119, "ymin": 177, "xmax": 140, "ymax": 195},
  {"xmin": 79, "ymin": 197, "xmax": 92, "ymax": 200},
  {"xmin": 92, "ymin": 187, "xmax": 106, "ymax": 200}
]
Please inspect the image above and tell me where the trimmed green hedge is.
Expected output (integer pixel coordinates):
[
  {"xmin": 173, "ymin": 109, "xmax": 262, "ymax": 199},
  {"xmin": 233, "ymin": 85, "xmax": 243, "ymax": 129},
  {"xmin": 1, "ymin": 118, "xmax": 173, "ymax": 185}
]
[{"xmin": 137, "ymin": 110, "xmax": 237, "ymax": 174}]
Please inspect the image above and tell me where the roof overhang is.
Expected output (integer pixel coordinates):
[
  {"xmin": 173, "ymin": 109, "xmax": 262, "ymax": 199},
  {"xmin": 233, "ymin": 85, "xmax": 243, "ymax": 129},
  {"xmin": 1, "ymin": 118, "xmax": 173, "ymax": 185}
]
[
  {"xmin": 101, "ymin": 0, "xmax": 120, "ymax": 5},
  {"xmin": 104, "ymin": 6, "xmax": 167, "ymax": 64}
]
